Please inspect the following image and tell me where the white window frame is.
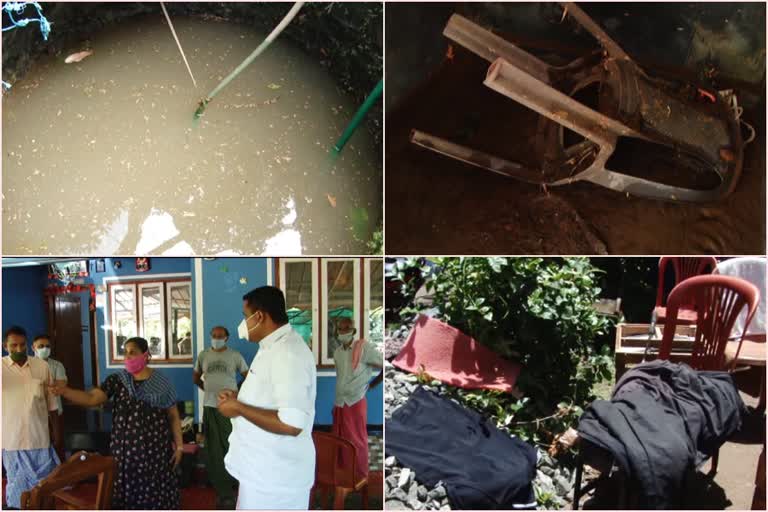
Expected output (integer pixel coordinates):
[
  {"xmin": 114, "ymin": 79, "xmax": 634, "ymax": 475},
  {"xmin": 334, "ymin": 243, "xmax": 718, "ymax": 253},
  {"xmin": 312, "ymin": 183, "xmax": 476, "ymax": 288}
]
[
  {"xmin": 364, "ymin": 258, "xmax": 384, "ymax": 344},
  {"xmin": 279, "ymin": 258, "xmax": 320, "ymax": 363},
  {"xmin": 109, "ymin": 283, "xmax": 138, "ymax": 361},
  {"xmin": 104, "ymin": 273, "xmax": 192, "ymax": 368},
  {"xmin": 138, "ymin": 282, "xmax": 167, "ymax": 360},
  {"xmin": 321, "ymin": 258, "xmax": 360, "ymax": 366},
  {"xmin": 166, "ymin": 281, "xmax": 193, "ymax": 361}
]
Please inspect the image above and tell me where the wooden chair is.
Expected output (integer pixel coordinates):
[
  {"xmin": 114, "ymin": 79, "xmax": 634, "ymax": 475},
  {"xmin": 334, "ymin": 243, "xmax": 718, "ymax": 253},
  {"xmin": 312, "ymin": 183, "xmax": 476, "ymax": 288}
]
[
  {"xmin": 311, "ymin": 431, "xmax": 369, "ymax": 510},
  {"xmin": 20, "ymin": 451, "xmax": 115, "ymax": 510},
  {"xmin": 654, "ymin": 257, "xmax": 718, "ymax": 324}
]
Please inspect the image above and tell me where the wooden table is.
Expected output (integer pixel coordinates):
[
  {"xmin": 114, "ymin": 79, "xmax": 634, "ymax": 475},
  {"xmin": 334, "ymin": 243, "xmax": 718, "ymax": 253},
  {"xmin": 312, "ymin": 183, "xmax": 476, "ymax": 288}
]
[
  {"xmin": 615, "ymin": 323, "xmax": 766, "ymax": 376},
  {"xmin": 726, "ymin": 334, "xmax": 767, "ymax": 367},
  {"xmin": 614, "ymin": 323, "xmax": 697, "ymax": 377}
]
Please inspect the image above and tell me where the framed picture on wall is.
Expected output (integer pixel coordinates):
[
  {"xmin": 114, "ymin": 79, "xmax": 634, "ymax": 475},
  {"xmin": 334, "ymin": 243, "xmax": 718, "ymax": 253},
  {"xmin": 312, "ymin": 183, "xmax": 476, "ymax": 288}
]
[
  {"xmin": 96, "ymin": 259, "xmax": 106, "ymax": 273},
  {"xmin": 136, "ymin": 258, "xmax": 151, "ymax": 273},
  {"xmin": 49, "ymin": 260, "xmax": 89, "ymax": 280}
]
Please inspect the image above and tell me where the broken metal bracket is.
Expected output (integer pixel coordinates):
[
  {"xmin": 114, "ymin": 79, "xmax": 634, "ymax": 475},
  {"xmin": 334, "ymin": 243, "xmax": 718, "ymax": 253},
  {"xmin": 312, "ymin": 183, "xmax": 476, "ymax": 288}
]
[{"xmin": 410, "ymin": 2, "xmax": 746, "ymax": 203}]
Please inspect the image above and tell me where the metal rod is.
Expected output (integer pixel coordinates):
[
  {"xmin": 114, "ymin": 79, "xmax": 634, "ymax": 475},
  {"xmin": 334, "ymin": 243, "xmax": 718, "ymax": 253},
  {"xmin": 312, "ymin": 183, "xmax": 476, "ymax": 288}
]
[
  {"xmin": 443, "ymin": 13, "xmax": 552, "ymax": 84},
  {"xmin": 573, "ymin": 452, "xmax": 584, "ymax": 509},
  {"xmin": 643, "ymin": 309, "xmax": 658, "ymax": 361},
  {"xmin": 560, "ymin": 2, "xmax": 631, "ymax": 61},
  {"xmin": 409, "ymin": 129, "xmax": 544, "ymax": 184},
  {"xmin": 160, "ymin": 2, "xmax": 197, "ymax": 88},
  {"xmin": 484, "ymin": 57, "xmax": 635, "ymax": 142}
]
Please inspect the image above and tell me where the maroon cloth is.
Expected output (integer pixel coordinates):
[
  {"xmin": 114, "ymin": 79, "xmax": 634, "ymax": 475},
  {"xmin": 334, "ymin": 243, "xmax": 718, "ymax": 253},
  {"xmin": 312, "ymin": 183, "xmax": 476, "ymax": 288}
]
[
  {"xmin": 332, "ymin": 397, "xmax": 368, "ymax": 479},
  {"xmin": 393, "ymin": 315, "xmax": 521, "ymax": 392}
]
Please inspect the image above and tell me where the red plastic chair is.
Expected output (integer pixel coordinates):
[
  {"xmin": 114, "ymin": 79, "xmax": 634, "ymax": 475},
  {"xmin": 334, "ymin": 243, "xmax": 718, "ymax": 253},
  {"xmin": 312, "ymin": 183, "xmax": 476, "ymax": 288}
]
[
  {"xmin": 654, "ymin": 257, "xmax": 718, "ymax": 324},
  {"xmin": 659, "ymin": 274, "xmax": 760, "ymax": 475},
  {"xmin": 311, "ymin": 431, "xmax": 369, "ymax": 510}
]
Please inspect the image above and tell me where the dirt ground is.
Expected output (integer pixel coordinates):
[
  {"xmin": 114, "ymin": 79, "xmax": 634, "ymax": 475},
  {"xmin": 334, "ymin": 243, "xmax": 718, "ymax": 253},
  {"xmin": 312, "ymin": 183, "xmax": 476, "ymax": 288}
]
[{"xmin": 385, "ymin": 50, "xmax": 766, "ymax": 255}]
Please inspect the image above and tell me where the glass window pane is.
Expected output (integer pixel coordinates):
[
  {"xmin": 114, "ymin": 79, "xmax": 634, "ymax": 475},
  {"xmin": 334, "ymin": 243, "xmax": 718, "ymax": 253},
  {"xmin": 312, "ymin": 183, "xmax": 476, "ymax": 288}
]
[
  {"xmin": 113, "ymin": 287, "xmax": 136, "ymax": 358},
  {"xmin": 327, "ymin": 260, "xmax": 355, "ymax": 361},
  {"xmin": 285, "ymin": 261, "xmax": 314, "ymax": 349},
  {"xmin": 368, "ymin": 260, "xmax": 384, "ymax": 348},
  {"xmin": 169, "ymin": 284, "xmax": 192, "ymax": 358},
  {"xmin": 141, "ymin": 286, "xmax": 165, "ymax": 358}
]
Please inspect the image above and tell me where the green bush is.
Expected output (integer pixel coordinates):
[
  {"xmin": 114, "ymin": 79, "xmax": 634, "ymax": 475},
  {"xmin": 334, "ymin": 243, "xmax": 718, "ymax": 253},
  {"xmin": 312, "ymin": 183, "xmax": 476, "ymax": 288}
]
[
  {"xmin": 410, "ymin": 257, "xmax": 614, "ymax": 443},
  {"xmin": 366, "ymin": 227, "xmax": 383, "ymax": 254}
]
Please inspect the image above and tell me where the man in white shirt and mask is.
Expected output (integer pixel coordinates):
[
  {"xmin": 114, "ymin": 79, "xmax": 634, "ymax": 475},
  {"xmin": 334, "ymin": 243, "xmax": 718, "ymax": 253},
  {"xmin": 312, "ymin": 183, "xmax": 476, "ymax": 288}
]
[
  {"xmin": 32, "ymin": 334, "xmax": 67, "ymax": 460},
  {"xmin": 217, "ymin": 286, "xmax": 317, "ymax": 510}
]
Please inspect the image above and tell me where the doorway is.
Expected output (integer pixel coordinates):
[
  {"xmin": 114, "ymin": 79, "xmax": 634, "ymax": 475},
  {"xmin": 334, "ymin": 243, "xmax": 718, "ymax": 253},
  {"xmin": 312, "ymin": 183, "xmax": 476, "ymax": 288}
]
[{"xmin": 47, "ymin": 294, "xmax": 95, "ymax": 431}]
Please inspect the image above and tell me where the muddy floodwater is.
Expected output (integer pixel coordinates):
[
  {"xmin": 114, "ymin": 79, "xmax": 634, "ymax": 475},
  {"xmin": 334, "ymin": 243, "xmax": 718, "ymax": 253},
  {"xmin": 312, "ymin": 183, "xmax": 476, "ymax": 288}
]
[{"xmin": 3, "ymin": 15, "xmax": 381, "ymax": 255}]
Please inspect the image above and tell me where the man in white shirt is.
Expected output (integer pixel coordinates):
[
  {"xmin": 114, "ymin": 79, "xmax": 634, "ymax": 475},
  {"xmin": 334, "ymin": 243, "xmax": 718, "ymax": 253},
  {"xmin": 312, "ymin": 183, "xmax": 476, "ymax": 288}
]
[
  {"xmin": 217, "ymin": 286, "xmax": 317, "ymax": 510},
  {"xmin": 2, "ymin": 326, "xmax": 61, "ymax": 509},
  {"xmin": 32, "ymin": 334, "xmax": 67, "ymax": 459}
]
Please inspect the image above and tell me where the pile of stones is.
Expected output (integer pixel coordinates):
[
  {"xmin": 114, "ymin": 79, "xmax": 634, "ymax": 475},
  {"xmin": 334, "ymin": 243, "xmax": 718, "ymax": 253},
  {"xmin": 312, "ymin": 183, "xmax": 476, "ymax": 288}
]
[{"xmin": 384, "ymin": 328, "xmax": 577, "ymax": 510}]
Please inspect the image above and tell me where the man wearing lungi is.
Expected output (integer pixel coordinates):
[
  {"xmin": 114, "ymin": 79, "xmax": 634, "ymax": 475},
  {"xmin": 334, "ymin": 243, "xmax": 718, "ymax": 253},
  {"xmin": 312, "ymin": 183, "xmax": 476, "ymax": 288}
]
[
  {"xmin": 2, "ymin": 326, "xmax": 61, "ymax": 509},
  {"xmin": 332, "ymin": 317, "xmax": 383, "ymax": 479}
]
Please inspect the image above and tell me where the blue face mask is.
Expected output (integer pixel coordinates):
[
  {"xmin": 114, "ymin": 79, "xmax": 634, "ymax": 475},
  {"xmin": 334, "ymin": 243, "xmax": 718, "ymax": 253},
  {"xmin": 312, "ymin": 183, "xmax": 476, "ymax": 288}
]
[
  {"xmin": 211, "ymin": 338, "xmax": 227, "ymax": 349},
  {"xmin": 35, "ymin": 347, "xmax": 51, "ymax": 360}
]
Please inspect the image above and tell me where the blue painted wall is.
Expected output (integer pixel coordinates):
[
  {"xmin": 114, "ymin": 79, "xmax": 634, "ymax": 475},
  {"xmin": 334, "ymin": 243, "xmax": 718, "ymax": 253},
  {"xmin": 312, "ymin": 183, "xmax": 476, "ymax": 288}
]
[
  {"xmin": 2, "ymin": 265, "xmax": 49, "ymax": 353},
  {"xmin": 199, "ymin": 258, "xmax": 270, "ymax": 367}
]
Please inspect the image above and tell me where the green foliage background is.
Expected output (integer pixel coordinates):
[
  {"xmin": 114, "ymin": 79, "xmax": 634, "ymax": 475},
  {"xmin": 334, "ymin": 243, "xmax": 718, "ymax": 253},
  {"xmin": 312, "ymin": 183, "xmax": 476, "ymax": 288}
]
[{"xmin": 390, "ymin": 257, "xmax": 616, "ymax": 445}]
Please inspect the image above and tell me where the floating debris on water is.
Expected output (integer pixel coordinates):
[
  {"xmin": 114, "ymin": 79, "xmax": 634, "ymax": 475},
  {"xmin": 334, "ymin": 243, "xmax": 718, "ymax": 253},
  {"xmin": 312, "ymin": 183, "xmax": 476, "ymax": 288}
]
[{"xmin": 3, "ymin": 16, "xmax": 379, "ymax": 255}]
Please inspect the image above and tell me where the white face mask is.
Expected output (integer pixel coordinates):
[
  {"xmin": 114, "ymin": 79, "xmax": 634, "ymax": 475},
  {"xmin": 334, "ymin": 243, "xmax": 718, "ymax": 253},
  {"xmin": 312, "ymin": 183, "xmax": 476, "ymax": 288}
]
[
  {"xmin": 237, "ymin": 311, "xmax": 260, "ymax": 341},
  {"xmin": 337, "ymin": 333, "xmax": 355, "ymax": 345},
  {"xmin": 35, "ymin": 347, "xmax": 51, "ymax": 360},
  {"xmin": 211, "ymin": 338, "xmax": 227, "ymax": 349}
]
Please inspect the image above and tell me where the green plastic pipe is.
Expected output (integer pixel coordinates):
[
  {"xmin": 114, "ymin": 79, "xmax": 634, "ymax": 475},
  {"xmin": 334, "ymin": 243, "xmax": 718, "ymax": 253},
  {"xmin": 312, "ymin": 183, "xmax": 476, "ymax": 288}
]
[
  {"xmin": 194, "ymin": 1, "xmax": 304, "ymax": 119},
  {"xmin": 333, "ymin": 79, "xmax": 383, "ymax": 154}
]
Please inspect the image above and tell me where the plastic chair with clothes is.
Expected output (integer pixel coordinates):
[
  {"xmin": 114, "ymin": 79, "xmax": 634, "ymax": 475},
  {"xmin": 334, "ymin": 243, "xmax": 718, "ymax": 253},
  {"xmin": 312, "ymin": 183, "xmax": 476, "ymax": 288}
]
[
  {"xmin": 659, "ymin": 274, "xmax": 760, "ymax": 474},
  {"xmin": 311, "ymin": 431, "xmax": 369, "ymax": 510},
  {"xmin": 574, "ymin": 275, "xmax": 758, "ymax": 507},
  {"xmin": 20, "ymin": 451, "xmax": 115, "ymax": 510},
  {"xmin": 654, "ymin": 257, "xmax": 718, "ymax": 324}
]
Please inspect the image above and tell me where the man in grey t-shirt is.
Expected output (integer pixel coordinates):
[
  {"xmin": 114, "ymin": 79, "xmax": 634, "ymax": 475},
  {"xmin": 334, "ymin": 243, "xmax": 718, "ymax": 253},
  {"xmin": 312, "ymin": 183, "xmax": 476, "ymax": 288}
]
[{"xmin": 193, "ymin": 326, "xmax": 248, "ymax": 508}]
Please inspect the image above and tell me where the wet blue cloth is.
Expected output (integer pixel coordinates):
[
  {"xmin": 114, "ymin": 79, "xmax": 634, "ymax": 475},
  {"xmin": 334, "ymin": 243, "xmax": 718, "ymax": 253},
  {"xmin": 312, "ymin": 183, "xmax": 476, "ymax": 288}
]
[
  {"xmin": 386, "ymin": 387, "xmax": 537, "ymax": 509},
  {"xmin": 2, "ymin": 447, "xmax": 60, "ymax": 508},
  {"xmin": 578, "ymin": 360, "xmax": 744, "ymax": 509}
]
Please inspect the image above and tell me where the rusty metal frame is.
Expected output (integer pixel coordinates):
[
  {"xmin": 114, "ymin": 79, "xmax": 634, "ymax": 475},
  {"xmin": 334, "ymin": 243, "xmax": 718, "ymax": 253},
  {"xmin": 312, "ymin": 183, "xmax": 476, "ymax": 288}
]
[{"xmin": 410, "ymin": 2, "xmax": 746, "ymax": 203}]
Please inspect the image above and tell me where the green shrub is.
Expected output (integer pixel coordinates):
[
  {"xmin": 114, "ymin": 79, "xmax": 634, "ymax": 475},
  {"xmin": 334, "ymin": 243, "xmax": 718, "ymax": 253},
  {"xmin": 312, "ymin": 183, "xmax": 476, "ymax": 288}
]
[
  {"xmin": 409, "ymin": 257, "xmax": 614, "ymax": 443},
  {"xmin": 366, "ymin": 227, "xmax": 383, "ymax": 254}
]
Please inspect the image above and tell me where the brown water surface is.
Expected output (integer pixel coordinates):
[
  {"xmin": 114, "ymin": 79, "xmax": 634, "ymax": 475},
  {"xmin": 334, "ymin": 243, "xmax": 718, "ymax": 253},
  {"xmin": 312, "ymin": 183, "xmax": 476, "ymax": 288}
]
[{"xmin": 3, "ymin": 15, "xmax": 380, "ymax": 255}]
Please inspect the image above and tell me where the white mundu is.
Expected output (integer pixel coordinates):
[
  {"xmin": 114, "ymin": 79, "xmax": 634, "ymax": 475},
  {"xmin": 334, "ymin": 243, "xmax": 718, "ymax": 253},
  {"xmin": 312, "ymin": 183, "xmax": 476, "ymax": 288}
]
[{"xmin": 225, "ymin": 323, "xmax": 317, "ymax": 510}]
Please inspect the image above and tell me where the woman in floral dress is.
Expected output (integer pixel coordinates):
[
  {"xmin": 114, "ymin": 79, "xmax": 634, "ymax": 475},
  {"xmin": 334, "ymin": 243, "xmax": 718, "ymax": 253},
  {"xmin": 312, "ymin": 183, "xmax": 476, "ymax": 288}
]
[{"xmin": 53, "ymin": 337, "xmax": 183, "ymax": 509}]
